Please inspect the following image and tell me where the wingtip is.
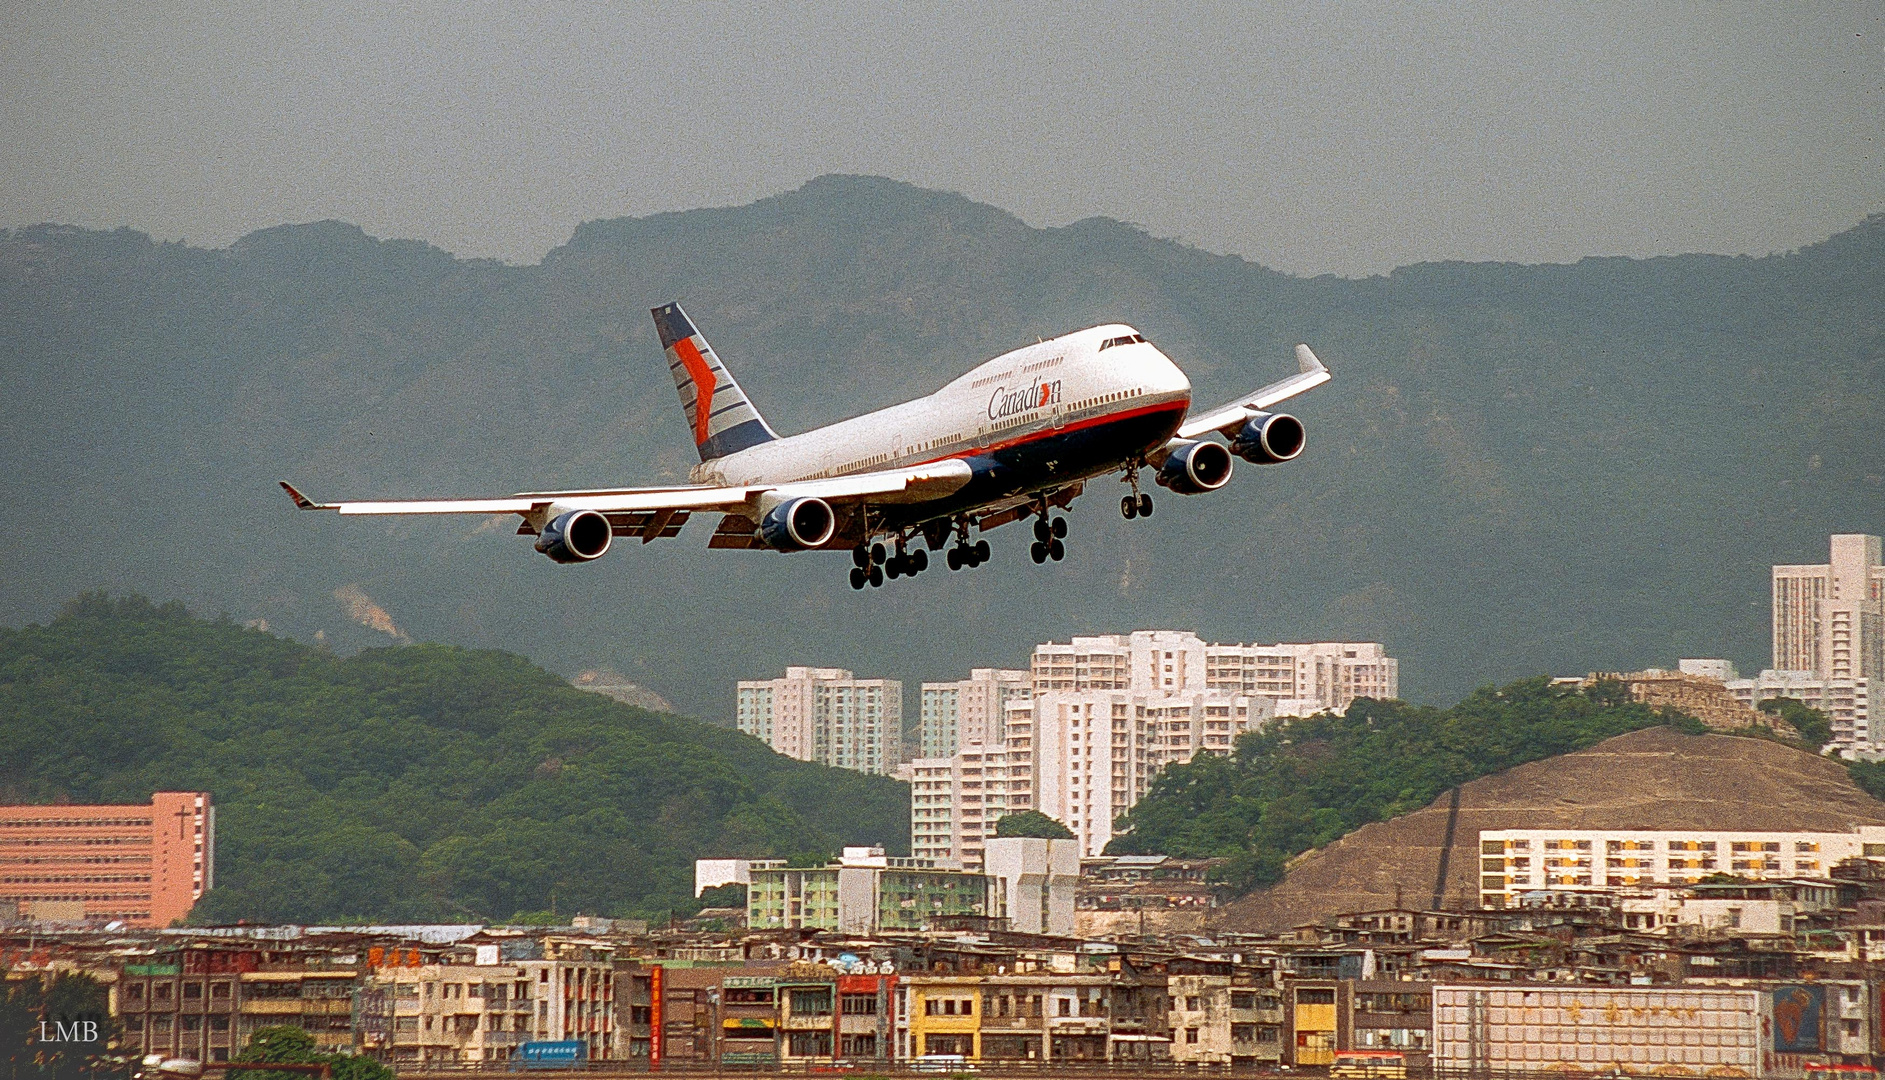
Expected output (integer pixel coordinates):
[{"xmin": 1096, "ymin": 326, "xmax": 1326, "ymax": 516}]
[
  {"xmin": 279, "ymin": 481, "xmax": 322, "ymax": 510},
  {"xmin": 1295, "ymin": 343, "xmax": 1328, "ymax": 374}
]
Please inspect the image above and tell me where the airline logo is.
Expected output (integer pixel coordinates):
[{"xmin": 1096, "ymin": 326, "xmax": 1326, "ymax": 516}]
[
  {"xmin": 670, "ymin": 335, "xmax": 718, "ymax": 446},
  {"xmin": 988, "ymin": 377, "xmax": 1063, "ymax": 420}
]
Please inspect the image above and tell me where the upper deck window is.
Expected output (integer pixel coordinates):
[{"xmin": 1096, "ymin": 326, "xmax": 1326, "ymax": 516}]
[{"xmin": 1098, "ymin": 334, "xmax": 1149, "ymax": 351}]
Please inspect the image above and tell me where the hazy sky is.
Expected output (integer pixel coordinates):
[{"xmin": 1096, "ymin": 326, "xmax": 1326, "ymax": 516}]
[{"xmin": 3, "ymin": 3, "xmax": 1881, "ymax": 276}]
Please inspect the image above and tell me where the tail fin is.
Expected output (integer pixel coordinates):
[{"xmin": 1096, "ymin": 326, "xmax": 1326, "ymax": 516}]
[{"xmin": 651, "ymin": 303, "xmax": 779, "ymax": 462}]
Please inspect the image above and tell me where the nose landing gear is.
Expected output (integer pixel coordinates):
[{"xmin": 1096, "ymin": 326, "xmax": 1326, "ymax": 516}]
[{"xmin": 1121, "ymin": 463, "xmax": 1153, "ymax": 519}]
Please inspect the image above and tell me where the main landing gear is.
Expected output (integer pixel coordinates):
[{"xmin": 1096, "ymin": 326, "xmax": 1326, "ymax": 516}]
[
  {"xmin": 849, "ymin": 535, "xmax": 932, "ymax": 589},
  {"xmin": 1120, "ymin": 463, "xmax": 1154, "ymax": 519},
  {"xmin": 946, "ymin": 518, "xmax": 990, "ymax": 571},
  {"xmin": 1030, "ymin": 508, "xmax": 1068, "ymax": 564}
]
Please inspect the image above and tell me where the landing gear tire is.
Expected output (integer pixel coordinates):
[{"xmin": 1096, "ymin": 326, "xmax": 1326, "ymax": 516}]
[
  {"xmin": 1031, "ymin": 541, "xmax": 1048, "ymax": 564},
  {"xmin": 870, "ymin": 542, "xmax": 887, "ymax": 565},
  {"xmin": 1049, "ymin": 538, "xmax": 1065, "ymax": 561},
  {"xmin": 853, "ymin": 545, "xmax": 871, "ymax": 569},
  {"xmin": 947, "ymin": 548, "xmax": 962, "ymax": 571},
  {"xmin": 849, "ymin": 567, "xmax": 867, "ymax": 590},
  {"xmin": 886, "ymin": 558, "xmax": 902, "ymax": 579},
  {"xmin": 1034, "ymin": 519, "xmax": 1052, "ymax": 543},
  {"xmin": 868, "ymin": 565, "xmax": 883, "ymax": 587},
  {"xmin": 910, "ymin": 549, "xmax": 928, "ymax": 573},
  {"xmin": 1051, "ymin": 516, "xmax": 1067, "ymax": 539},
  {"xmin": 974, "ymin": 539, "xmax": 990, "ymax": 563},
  {"xmin": 1138, "ymin": 493, "xmax": 1153, "ymax": 517},
  {"xmin": 1121, "ymin": 496, "xmax": 1138, "ymax": 519}
]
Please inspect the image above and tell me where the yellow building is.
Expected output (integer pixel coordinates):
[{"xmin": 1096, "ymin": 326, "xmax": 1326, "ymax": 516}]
[{"xmin": 904, "ymin": 976, "xmax": 981, "ymax": 1059}]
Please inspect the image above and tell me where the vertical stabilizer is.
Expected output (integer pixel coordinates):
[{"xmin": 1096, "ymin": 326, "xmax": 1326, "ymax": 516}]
[{"xmin": 651, "ymin": 303, "xmax": 780, "ymax": 462}]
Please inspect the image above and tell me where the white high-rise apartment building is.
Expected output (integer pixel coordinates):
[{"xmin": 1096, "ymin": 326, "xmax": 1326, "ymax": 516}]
[
  {"xmin": 735, "ymin": 667, "xmax": 902, "ymax": 775},
  {"xmin": 1680, "ymin": 536, "xmax": 1885, "ymax": 758},
  {"xmin": 1030, "ymin": 632, "xmax": 1397, "ymax": 716},
  {"xmin": 918, "ymin": 668, "xmax": 1032, "ymax": 759},
  {"xmin": 1773, "ymin": 534, "xmax": 1885, "ymax": 683},
  {"xmin": 915, "ymin": 631, "xmax": 1397, "ymax": 862}
]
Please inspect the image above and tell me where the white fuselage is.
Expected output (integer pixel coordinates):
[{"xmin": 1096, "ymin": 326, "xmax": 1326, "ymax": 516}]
[{"xmin": 693, "ymin": 323, "xmax": 1192, "ymax": 489}]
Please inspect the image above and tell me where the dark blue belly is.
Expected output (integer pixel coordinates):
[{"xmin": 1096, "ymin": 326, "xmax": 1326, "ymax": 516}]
[{"xmin": 883, "ymin": 402, "xmax": 1186, "ymax": 527}]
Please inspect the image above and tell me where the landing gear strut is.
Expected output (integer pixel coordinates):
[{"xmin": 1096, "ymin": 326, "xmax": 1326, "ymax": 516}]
[{"xmin": 1121, "ymin": 463, "xmax": 1153, "ymax": 519}]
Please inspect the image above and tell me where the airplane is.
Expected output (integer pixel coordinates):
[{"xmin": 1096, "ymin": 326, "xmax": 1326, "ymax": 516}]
[{"xmin": 281, "ymin": 303, "xmax": 1330, "ymax": 590}]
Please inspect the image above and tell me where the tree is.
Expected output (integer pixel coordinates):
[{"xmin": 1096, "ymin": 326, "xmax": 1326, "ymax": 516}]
[
  {"xmin": 0, "ymin": 973, "xmax": 119, "ymax": 1080},
  {"xmin": 236, "ymin": 1026, "xmax": 392, "ymax": 1080},
  {"xmin": 1759, "ymin": 697, "xmax": 1832, "ymax": 752},
  {"xmin": 993, "ymin": 811, "xmax": 1075, "ymax": 839}
]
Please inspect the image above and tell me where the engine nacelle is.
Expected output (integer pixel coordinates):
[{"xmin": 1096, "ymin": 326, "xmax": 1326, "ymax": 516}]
[
  {"xmin": 1229, "ymin": 411, "xmax": 1306, "ymax": 464},
  {"xmin": 535, "ymin": 509, "xmax": 613, "ymax": 563},
  {"xmin": 759, "ymin": 496, "xmax": 836, "ymax": 551},
  {"xmin": 1156, "ymin": 440, "xmax": 1234, "ymax": 494}
]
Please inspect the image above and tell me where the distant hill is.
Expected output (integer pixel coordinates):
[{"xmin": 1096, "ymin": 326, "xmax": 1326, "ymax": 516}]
[
  {"xmin": 1, "ymin": 177, "xmax": 1881, "ymax": 717},
  {"xmin": 0, "ymin": 594, "xmax": 909, "ymax": 924},
  {"xmin": 1214, "ymin": 726, "xmax": 1885, "ymax": 933}
]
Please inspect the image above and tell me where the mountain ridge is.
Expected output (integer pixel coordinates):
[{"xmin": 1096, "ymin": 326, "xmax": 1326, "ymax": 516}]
[{"xmin": 2, "ymin": 175, "xmax": 1880, "ymax": 719}]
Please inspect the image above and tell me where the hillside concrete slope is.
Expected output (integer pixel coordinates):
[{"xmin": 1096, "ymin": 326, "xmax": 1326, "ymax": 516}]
[{"xmin": 1213, "ymin": 727, "xmax": 1885, "ymax": 933}]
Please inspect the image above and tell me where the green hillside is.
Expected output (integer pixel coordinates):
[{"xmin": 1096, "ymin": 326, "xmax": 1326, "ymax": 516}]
[
  {"xmin": 1106, "ymin": 678, "xmax": 1712, "ymax": 890},
  {"xmin": 0, "ymin": 594, "xmax": 909, "ymax": 924},
  {"xmin": 1, "ymin": 177, "xmax": 1880, "ymax": 718}
]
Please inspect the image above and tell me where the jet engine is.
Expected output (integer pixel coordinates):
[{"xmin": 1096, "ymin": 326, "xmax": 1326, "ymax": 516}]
[
  {"xmin": 1229, "ymin": 412, "xmax": 1305, "ymax": 464},
  {"xmin": 759, "ymin": 496, "xmax": 836, "ymax": 551},
  {"xmin": 535, "ymin": 509, "xmax": 613, "ymax": 563},
  {"xmin": 1156, "ymin": 440, "xmax": 1234, "ymax": 494}
]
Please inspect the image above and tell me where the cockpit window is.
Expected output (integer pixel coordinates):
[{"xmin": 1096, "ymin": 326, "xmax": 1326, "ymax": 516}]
[{"xmin": 1098, "ymin": 334, "xmax": 1149, "ymax": 351}]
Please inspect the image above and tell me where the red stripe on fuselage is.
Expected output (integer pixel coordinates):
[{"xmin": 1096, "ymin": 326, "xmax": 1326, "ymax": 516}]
[{"xmin": 902, "ymin": 397, "xmax": 1188, "ymax": 471}]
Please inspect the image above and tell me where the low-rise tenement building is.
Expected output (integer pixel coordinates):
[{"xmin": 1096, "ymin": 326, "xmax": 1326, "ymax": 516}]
[
  {"xmin": 0, "ymin": 791, "xmax": 213, "ymax": 927},
  {"xmin": 735, "ymin": 667, "xmax": 901, "ymax": 775},
  {"xmin": 744, "ymin": 847, "xmax": 999, "ymax": 933}
]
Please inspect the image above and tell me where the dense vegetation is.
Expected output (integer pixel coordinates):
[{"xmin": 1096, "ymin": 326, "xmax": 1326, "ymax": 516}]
[
  {"xmin": 0, "ymin": 594, "xmax": 909, "ymax": 924},
  {"xmin": 0, "ymin": 973, "xmax": 116, "ymax": 1080},
  {"xmin": 1106, "ymin": 678, "xmax": 1708, "ymax": 891},
  {"xmin": 992, "ymin": 810, "xmax": 1075, "ymax": 839},
  {"xmin": 237, "ymin": 1026, "xmax": 392, "ymax": 1080},
  {"xmin": 1, "ymin": 180, "xmax": 1880, "ymax": 720}
]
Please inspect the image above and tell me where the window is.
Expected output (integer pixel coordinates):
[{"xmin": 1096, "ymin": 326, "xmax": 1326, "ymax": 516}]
[
  {"xmin": 1186, "ymin": 996, "xmax": 1200, "ymax": 1011},
  {"xmin": 841, "ymin": 994, "xmax": 877, "ymax": 1015},
  {"xmin": 1186, "ymin": 1027, "xmax": 1199, "ymax": 1044},
  {"xmin": 1059, "ymin": 998, "xmax": 1072, "ymax": 1017},
  {"xmin": 1298, "ymin": 989, "xmax": 1336, "ymax": 1005}
]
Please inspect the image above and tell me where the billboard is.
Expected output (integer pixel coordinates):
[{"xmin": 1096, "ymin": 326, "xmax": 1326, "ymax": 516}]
[
  {"xmin": 1771, "ymin": 985, "xmax": 1824, "ymax": 1054},
  {"xmin": 1433, "ymin": 986, "xmax": 1763, "ymax": 1074}
]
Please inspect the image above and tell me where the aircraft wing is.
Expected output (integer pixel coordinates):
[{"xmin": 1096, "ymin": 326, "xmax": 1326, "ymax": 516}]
[
  {"xmin": 1176, "ymin": 343, "xmax": 1331, "ymax": 440},
  {"xmin": 278, "ymin": 458, "xmax": 973, "ymax": 520}
]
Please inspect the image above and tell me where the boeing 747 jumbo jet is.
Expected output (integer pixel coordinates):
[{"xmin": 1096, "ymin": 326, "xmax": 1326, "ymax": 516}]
[{"xmin": 282, "ymin": 304, "xmax": 1330, "ymax": 590}]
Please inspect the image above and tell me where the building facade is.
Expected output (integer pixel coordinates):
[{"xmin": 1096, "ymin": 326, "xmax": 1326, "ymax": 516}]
[
  {"xmin": 0, "ymin": 791, "xmax": 213, "ymax": 927},
  {"xmin": 1030, "ymin": 632, "xmax": 1397, "ymax": 716},
  {"xmin": 919, "ymin": 669, "xmax": 1031, "ymax": 760},
  {"xmin": 1478, "ymin": 826, "xmax": 1885, "ymax": 908},
  {"xmin": 1774, "ymin": 533, "xmax": 1885, "ymax": 683},
  {"xmin": 745, "ymin": 848, "xmax": 999, "ymax": 933},
  {"xmin": 735, "ymin": 667, "xmax": 902, "ymax": 775}
]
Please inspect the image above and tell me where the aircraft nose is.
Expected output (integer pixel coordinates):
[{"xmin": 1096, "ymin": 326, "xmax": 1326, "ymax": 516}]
[{"xmin": 1142, "ymin": 347, "xmax": 1192, "ymax": 397}]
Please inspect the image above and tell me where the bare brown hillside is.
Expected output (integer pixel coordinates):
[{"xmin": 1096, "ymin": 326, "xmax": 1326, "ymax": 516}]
[{"xmin": 1213, "ymin": 727, "xmax": 1885, "ymax": 934}]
